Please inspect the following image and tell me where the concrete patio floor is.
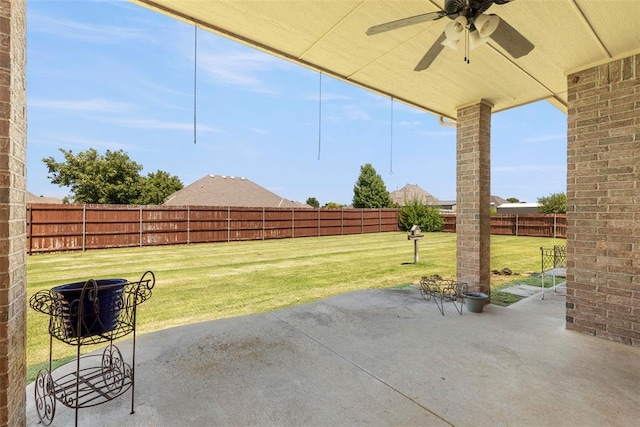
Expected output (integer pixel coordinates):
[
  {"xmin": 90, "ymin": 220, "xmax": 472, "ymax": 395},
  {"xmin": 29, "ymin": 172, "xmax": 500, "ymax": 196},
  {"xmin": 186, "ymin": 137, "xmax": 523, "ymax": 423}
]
[{"xmin": 27, "ymin": 286, "xmax": 640, "ymax": 426}]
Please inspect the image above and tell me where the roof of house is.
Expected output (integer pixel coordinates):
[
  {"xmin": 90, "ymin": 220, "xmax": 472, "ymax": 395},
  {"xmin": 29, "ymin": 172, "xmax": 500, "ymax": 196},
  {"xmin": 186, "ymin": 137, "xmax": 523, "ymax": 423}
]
[
  {"xmin": 164, "ymin": 175, "xmax": 306, "ymax": 208},
  {"xmin": 27, "ymin": 192, "xmax": 63, "ymax": 204},
  {"xmin": 490, "ymin": 195, "xmax": 508, "ymax": 206},
  {"xmin": 497, "ymin": 203, "xmax": 541, "ymax": 209},
  {"xmin": 435, "ymin": 196, "xmax": 507, "ymax": 207},
  {"xmin": 389, "ymin": 184, "xmax": 438, "ymax": 206}
]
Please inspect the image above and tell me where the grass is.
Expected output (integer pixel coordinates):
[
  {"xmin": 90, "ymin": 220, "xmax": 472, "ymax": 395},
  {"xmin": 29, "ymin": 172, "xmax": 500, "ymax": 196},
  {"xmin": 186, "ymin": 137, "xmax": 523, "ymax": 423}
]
[{"xmin": 27, "ymin": 232, "xmax": 564, "ymax": 375}]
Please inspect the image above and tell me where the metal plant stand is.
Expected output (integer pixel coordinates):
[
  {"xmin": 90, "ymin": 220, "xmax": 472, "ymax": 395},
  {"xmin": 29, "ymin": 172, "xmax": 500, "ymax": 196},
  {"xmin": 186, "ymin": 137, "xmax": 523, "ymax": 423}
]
[
  {"xmin": 419, "ymin": 276, "xmax": 468, "ymax": 315},
  {"xmin": 29, "ymin": 271, "xmax": 155, "ymax": 426}
]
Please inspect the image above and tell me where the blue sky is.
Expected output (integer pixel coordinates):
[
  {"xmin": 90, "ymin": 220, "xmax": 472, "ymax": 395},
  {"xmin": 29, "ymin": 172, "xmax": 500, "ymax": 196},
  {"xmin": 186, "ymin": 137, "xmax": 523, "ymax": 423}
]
[{"xmin": 27, "ymin": 0, "xmax": 567, "ymax": 205}]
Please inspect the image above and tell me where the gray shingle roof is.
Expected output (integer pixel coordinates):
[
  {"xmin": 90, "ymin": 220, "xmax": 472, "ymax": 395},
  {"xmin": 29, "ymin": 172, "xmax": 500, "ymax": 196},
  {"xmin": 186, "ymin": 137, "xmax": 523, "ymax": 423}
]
[
  {"xmin": 490, "ymin": 195, "xmax": 508, "ymax": 206},
  {"xmin": 389, "ymin": 184, "xmax": 439, "ymax": 206},
  {"xmin": 164, "ymin": 175, "xmax": 305, "ymax": 208},
  {"xmin": 27, "ymin": 192, "xmax": 63, "ymax": 204}
]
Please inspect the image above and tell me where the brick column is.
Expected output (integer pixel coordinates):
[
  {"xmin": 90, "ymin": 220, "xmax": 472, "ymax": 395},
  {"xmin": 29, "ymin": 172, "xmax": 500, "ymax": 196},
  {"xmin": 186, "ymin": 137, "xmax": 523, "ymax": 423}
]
[
  {"xmin": 456, "ymin": 101, "xmax": 492, "ymax": 297},
  {"xmin": 0, "ymin": 0, "xmax": 27, "ymax": 425},
  {"xmin": 566, "ymin": 54, "xmax": 639, "ymax": 346}
]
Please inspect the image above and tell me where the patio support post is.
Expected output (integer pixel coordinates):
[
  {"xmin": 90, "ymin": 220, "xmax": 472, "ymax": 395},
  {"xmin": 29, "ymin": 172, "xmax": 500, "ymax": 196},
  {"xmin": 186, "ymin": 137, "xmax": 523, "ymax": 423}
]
[
  {"xmin": 565, "ymin": 53, "xmax": 640, "ymax": 346},
  {"xmin": 0, "ymin": 0, "xmax": 27, "ymax": 424},
  {"xmin": 455, "ymin": 100, "xmax": 492, "ymax": 300}
]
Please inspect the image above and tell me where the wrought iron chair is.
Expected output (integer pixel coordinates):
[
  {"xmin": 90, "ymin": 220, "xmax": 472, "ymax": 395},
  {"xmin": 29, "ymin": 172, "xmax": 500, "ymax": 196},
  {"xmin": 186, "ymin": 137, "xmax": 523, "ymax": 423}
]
[{"xmin": 540, "ymin": 245, "xmax": 566, "ymax": 299}]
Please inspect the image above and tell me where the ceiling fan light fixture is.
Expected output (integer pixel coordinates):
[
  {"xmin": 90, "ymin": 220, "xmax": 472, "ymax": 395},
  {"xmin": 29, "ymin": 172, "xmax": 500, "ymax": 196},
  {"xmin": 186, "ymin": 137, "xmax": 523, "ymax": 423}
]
[
  {"xmin": 366, "ymin": 0, "xmax": 533, "ymax": 71},
  {"xmin": 474, "ymin": 14, "xmax": 500, "ymax": 38},
  {"xmin": 469, "ymin": 30, "xmax": 489, "ymax": 50},
  {"xmin": 444, "ymin": 16, "xmax": 467, "ymax": 41}
]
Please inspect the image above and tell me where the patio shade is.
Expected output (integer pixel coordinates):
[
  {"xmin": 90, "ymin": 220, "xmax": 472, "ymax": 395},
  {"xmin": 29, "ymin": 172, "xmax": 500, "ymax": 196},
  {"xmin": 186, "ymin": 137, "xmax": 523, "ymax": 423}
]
[{"xmin": 130, "ymin": 0, "xmax": 640, "ymax": 120}]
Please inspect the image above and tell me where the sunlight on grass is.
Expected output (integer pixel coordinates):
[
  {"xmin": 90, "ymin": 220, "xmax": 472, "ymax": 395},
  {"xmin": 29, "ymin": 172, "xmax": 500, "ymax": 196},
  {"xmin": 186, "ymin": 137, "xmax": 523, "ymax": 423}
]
[{"xmin": 27, "ymin": 232, "xmax": 564, "ymax": 371}]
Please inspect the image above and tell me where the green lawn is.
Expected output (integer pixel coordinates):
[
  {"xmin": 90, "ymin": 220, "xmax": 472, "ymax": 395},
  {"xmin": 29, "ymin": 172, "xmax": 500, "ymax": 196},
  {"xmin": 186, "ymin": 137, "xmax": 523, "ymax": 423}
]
[{"xmin": 27, "ymin": 232, "xmax": 563, "ymax": 372}]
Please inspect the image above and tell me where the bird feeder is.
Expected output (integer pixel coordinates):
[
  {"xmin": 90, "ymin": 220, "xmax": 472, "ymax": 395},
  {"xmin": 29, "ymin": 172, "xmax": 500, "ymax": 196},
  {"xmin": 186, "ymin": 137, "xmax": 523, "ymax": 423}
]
[{"xmin": 407, "ymin": 225, "xmax": 424, "ymax": 263}]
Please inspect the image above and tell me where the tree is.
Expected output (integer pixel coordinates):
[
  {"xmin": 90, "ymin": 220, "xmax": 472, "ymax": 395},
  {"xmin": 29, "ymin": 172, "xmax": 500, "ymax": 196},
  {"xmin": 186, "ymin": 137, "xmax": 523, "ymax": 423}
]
[
  {"xmin": 306, "ymin": 197, "xmax": 320, "ymax": 208},
  {"xmin": 43, "ymin": 148, "xmax": 183, "ymax": 204},
  {"xmin": 537, "ymin": 192, "xmax": 567, "ymax": 214},
  {"xmin": 137, "ymin": 170, "xmax": 184, "ymax": 205},
  {"xmin": 397, "ymin": 198, "xmax": 443, "ymax": 232},
  {"xmin": 352, "ymin": 163, "xmax": 393, "ymax": 208},
  {"xmin": 506, "ymin": 197, "xmax": 520, "ymax": 203}
]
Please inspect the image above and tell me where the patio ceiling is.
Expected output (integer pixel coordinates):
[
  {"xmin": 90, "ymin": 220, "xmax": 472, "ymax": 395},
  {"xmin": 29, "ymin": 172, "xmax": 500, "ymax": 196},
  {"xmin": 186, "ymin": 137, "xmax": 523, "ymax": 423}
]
[{"xmin": 130, "ymin": 0, "xmax": 640, "ymax": 120}]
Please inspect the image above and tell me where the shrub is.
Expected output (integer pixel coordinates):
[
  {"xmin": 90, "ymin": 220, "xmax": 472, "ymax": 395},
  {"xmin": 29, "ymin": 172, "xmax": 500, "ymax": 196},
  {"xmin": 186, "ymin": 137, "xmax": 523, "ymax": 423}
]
[
  {"xmin": 537, "ymin": 192, "xmax": 567, "ymax": 214},
  {"xmin": 398, "ymin": 198, "xmax": 443, "ymax": 232}
]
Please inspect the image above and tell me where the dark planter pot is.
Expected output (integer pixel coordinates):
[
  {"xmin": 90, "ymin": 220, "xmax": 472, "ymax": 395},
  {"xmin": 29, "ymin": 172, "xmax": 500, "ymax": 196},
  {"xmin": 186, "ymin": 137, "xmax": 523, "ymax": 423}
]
[
  {"xmin": 52, "ymin": 278, "xmax": 127, "ymax": 338},
  {"xmin": 464, "ymin": 292, "xmax": 489, "ymax": 313}
]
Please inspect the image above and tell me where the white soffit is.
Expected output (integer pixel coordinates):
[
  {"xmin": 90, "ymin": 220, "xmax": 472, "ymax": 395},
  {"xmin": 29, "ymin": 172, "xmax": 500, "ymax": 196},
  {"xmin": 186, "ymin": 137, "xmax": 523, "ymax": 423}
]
[{"xmin": 130, "ymin": 0, "xmax": 640, "ymax": 119}]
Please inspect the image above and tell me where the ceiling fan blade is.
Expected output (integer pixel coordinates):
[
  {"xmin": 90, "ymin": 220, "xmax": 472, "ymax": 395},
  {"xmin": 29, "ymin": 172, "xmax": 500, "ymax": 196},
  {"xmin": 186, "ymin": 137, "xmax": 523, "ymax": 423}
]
[
  {"xmin": 367, "ymin": 11, "xmax": 447, "ymax": 36},
  {"xmin": 489, "ymin": 17, "xmax": 534, "ymax": 58},
  {"xmin": 414, "ymin": 33, "xmax": 447, "ymax": 71}
]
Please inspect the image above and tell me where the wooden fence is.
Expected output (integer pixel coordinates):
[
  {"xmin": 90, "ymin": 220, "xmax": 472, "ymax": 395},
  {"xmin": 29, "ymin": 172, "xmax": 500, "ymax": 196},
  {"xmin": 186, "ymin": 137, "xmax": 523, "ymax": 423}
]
[
  {"xmin": 26, "ymin": 204, "xmax": 401, "ymax": 254},
  {"xmin": 442, "ymin": 214, "xmax": 567, "ymax": 239},
  {"xmin": 26, "ymin": 204, "xmax": 566, "ymax": 254}
]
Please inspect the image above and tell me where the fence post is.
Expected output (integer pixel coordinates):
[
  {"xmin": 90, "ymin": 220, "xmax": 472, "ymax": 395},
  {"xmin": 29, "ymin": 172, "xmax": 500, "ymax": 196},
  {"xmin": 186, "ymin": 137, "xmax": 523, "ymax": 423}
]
[
  {"xmin": 82, "ymin": 204, "xmax": 86, "ymax": 252},
  {"xmin": 379, "ymin": 209, "xmax": 382, "ymax": 233},
  {"xmin": 318, "ymin": 207, "xmax": 321, "ymax": 237},
  {"xmin": 361, "ymin": 209, "xmax": 364, "ymax": 234},
  {"xmin": 27, "ymin": 204, "xmax": 32, "ymax": 255},
  {"xmin": 553, "ymin": 214, "xmax": 557, "ymax": 238},
  {"xmin": 341, "ymin": 208, "xmax": 344, "ymax": 235},
  {"xmin": 139, "ymin": 206, "xmax": 143, "ymax": 248},
  {"xmin": 515, "ymin": 214, "xmax": 519, "ymax": 237},
  {"xmin": 262, "ymin": 207, "xmax": 265, "ymax": 240},
  {"xmin": 292, "ymin": 208, "xmax": 295, "ymax": 238},
  {"xmin": 227, "ymin": 207, "xmax": 231, "ymax": 242},
  {"xmin": 187, "ymin": 206, "xmax": 190, "ymax": 245}
]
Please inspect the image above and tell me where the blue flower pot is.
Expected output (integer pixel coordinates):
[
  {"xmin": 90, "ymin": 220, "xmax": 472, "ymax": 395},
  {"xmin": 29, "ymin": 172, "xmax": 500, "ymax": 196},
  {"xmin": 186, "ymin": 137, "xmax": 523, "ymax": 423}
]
[{"xmin": 52, "ymin": 278, "xmax": 127, "ymax": 337}]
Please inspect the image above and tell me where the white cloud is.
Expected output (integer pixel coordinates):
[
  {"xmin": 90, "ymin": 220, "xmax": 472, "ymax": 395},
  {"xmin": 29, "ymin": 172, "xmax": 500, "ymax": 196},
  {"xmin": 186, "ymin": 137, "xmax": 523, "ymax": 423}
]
[
  {"xmin": 197, "ymin": 50, "xmax": 286, "ymax": 93},
  {"xmin": 28, "ymin": 13, "xmax": 150, "ymax": 44},
  {"xmin": 107, "ymin": 118, "xmax": 219, "ymax": 132},
  {"xmin": 29, "ymin": 98, "xmax": 134, "ymax": 114}
]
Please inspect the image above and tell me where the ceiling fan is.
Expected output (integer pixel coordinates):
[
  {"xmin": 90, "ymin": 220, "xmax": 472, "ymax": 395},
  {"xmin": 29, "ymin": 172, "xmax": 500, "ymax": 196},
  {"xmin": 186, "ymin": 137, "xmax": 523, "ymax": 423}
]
[{"xmin": 366, "ymin": 0, "xmax": 534, "ymax": 71}]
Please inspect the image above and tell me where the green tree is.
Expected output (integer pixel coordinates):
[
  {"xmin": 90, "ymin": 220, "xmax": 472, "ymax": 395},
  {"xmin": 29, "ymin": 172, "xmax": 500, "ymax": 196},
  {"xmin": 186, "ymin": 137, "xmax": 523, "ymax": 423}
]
[
  {"xmin": 137, "ymin": 170, "xmax": 184, "ymax": 205},
  {"xmin": 352, "ymin": 163, "xmax": 393, "ymax": 208},
  {"xmin": 506, "ymin": 197, "xmax": 520, "ymax": 203},
  {"xmin": 306, "ymin": 197, "xmax": 320, "ymax": 208},
  {"xmin": 397, "ymin": 198, "xmax": 443, "ymax": 232},
  {"xmin": 537, "ymin": 192, "xmax": 567, "ymax": 214},
  {"xmin": 43, "ymin": 148, "xmax": 183, "ymax": 204}
]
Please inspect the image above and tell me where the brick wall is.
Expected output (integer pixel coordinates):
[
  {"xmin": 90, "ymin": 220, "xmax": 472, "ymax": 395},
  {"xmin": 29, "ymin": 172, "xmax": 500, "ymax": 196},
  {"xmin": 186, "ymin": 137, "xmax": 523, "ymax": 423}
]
[
  {"xmin": 456, "ymin": 101, "xmax": 492, "ymax": 296},
  {"xmin": 566, "ymin": 54, "xmax": 639, "ymax": 346},
  {"xmin": 0, "ymin": 0, "xmax": 27, "ymax": 424}
]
